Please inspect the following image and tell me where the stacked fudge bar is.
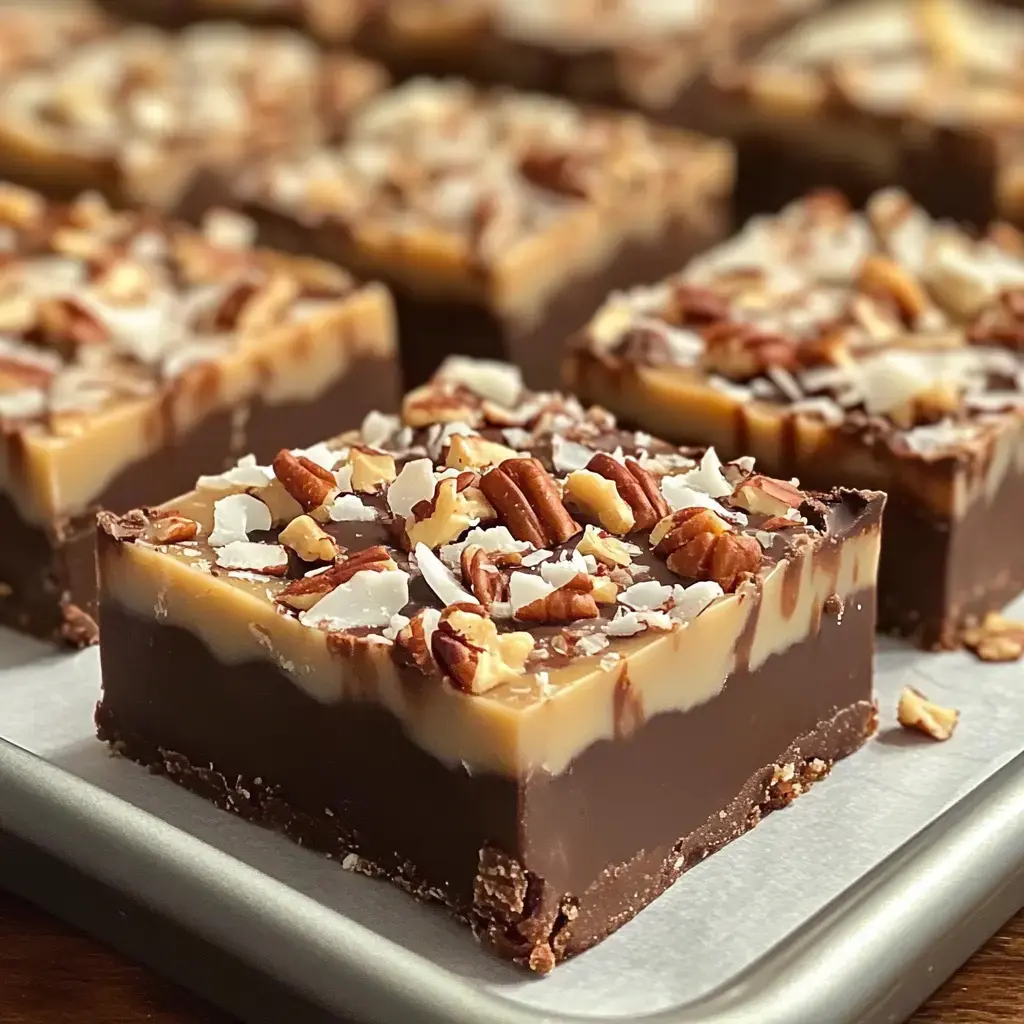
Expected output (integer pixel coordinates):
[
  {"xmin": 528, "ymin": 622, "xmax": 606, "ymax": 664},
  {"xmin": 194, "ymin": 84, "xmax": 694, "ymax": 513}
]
[
  {"xmin": 209, "ymin": 77, "xmax": 733, "ymax": 390},
  {"xmin": 567, "ymin": 188, "xmax": 1024, "ymax": 649},
  {"xmin": 0, "ymin": 14, "xmax": 387, "ymax": 210},
  {"xmin": 0, "ymin": 183, "xmax": 397, "ymax": 645},
  {"xmin": 95, "ymin": 357, "xmax": 882, "ymax": 972},
  {"xmin": 708, "ymin": 0, "xmax": 1024, "ymax": 223},
  {"xmin": 98, "ymin": 0, "xmax": 833, "ymax": 134}
]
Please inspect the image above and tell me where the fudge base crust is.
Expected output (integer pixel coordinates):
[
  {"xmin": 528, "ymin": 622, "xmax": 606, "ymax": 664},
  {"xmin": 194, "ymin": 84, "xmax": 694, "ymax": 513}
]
[
  {"xmin": 95, "ymin": 585, "xmax": 877, "ymax": 970},
  {"xmin": 0, "ymin": 355, "xmax": 398, "ymax": 646}
]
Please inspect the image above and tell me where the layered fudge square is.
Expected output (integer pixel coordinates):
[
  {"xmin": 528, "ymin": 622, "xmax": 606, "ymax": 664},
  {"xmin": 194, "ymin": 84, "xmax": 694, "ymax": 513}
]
[
  {"xmin": 214, "ymin": 77, "xmax": 733, "ymax": 390},
  {"xmin": 0, "ymin": 18, "xmax": 387, "ymax": 210},
  {"xmin": 708, "ymin": 0, "xmax": 1024, "ymax": 223},
  {"xmin": 0, "ymin": 184, "xmax": 397, "ymax": 645},
  {"xmin": 95, "ymin": 356, "xmax": 881, "ymax": 972},
  {"xmin": 566, "ymin": 188, "xmax": 1024, "ymax": 649}
]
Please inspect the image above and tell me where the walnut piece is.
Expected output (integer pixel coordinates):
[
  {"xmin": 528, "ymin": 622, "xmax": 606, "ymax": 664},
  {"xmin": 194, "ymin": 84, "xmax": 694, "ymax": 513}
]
[
  {"xmin": 858, "ymin": 255, "xmax": 928, "ymax": 322},
  {"xmin": 576, "ymin": 524, "xmax": 632, "ymax": 567},
  {"xmin": 431, "ymin": 603, "xmax": 534, "ymax": 694},
  {"xmin": 651, "ymin": 507, "xmax": 762, "ymax": 592},
  {"xmin": 349, "ymin": 446, "xmax": 396, "ymax": 493},
  {"xmin": 581, "ymin": 454, "xmax": 669, "ymax": 531},
  {"xmin": 279, "ymin": 514, "xmax": 339, "ymax": 562},
  {"xmin": 732, "ymin": 475, "xmax": 805, "ymax": 517},
  {"xmin": 897, "ymin": 687, "xmax": 959, "ymax": 741},
  {"xmin": 445, "ymin": 433, "xmax": 519, "ymax": 470},
  {"xmin": 406, "ymin": 477, "xmax": 495, "ymax": 550},
  {"xmin": 963, "ymin": 613, "xmax": 1024, "ymax": 662},
  {"xmin": 564, "ymin": 469, "xmax": 634, "ymax": 534}
]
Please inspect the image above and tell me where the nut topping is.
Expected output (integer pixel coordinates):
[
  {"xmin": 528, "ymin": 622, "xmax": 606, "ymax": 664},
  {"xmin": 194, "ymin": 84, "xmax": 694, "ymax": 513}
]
[
  {"xmin": 480, "ymin": 458, "xmax": 580, "ymax": 549},
  {"xmin": 732, "ymin": 475, "xmax": 805, "ymax": 517},
  {"xmin": 584, "ymin": 453, "xmax": 669, "ymax": 532},
  {"xmin": 276, "ymin": 545, "xmax": 394, "ymax": 611},
  {"xmin": 564, "ymin": 469, "xmax": 634, "ymax": 534},
  {"xmin": 460, "ymin": 545, "xmax": 521, "ymax": 606},
  {"xmin": 407, "ymin": 477, "xmax": 495, "ymax": 551},
  {"xmin": 348, "ymin": 446, "xmax": 396, "ymax": 493},
  {"xmin": 402, "ymin": 383, "xmax": 478, "ymax": 428},
  {"xmin": 515, "ymin": 575, "xmax": 601, "ymax": 624},
  {"xmin": 143, "ymin": 514, "xmax": 199, "ymax": 546},
  {"xmin": 963, "ymin": 613, "xmax": 1024, "ymax": 662},
  {"xmin": 651, "ymin": 507, "xmax": 762, "ymax": 592},
  {"xmin": 858, "ymin": 255, "xmax": 928, "ymax": 323},
  {"xmin": 279, "ymin": 514, "xmax": 339, "ymax": 563},
  {"xmin": 445, "ymin": 433, "xmax": 519, "ymax": 471},
  {"xmin": 272, "ymin": 449, "xmax": 338, "ymax": 512},
  {"xmin": 897, "ymin": 687, "xmax": 959, "ymax": 741},
  {"xmin": 394, "ymin": 609, "xmax": 439, "ymax": 675},
  {"xmin": 576, "ymin": 524, "xmax": 632, "ymax": 567},
  {"xmin": 700, "ymin": 322, "xmax": 799, "ymax": 382},
  {"xmin": 431, "ymin": 604, "xmax": 534, "ymax": 694}
]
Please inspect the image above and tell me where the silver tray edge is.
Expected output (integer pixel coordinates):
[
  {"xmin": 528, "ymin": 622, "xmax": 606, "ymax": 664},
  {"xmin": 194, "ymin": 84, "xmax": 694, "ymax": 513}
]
[{"xmin": 0, "ymin": 738, "xmax": 1022, "ymax": 1024}]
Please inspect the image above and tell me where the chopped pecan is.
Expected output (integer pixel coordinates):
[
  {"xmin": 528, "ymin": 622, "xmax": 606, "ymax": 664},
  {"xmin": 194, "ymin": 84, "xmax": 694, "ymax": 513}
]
[
  {"xmin": 963, "ymin": 613, "xmax": 1024, "ymax": 662},
  {"xmin": 431, "ymin": 603, "xmax": 535, "ymax": 694},
  {"xmin": 394, "ymin": 609, "xmax": 438, "ymax": 675},
  {"xmin": 583, "ymin": 453, "xmax": 668, "ymax": 532},
  {"xmin": 663, "ymin": 283, "xmax": 730, "ymax": 326},
  {"xmin": 460, "ymin": 545, "xmax": 521, "ymax": 606},
  {"xmin": 701, "ymin": 321, "xmax": 799, "ymax": 381},
  {"xmin": 516, "ymin": 575, "xmax": 600, "ymax": 623},
  {"xmin": 858, "ymin": 255, "xmax": 928, "ymax": 324},
  {"xmin": 480, "ymin": 458, "xmax": 580, "ymax": 548},
  {"xmin": 897, "ymin": 687, "xmax": 959, "ymax": 741},
  {"xmin": 34, "ymin": 297, "xmax": 109, "ymax": 356},
  {"xmin": 518, "ymin": 149, "xmax": 588, "ymax": 199},
  {"xmin": 272, "ymin": 449, "xmax": 338, "ymax": 512},
  {"xmin": 732, "ymin": 475, "xmax": 805, "ymax": 517},
  {"xmin": 402, "ymin": 383, "xmax": 479, "ymax": 428},
  {"xmin": 211, "ymin": 274, "xmax": 299, "ymax": 333},
  {"xmin": 144, "ymin": 514, "xmax": 199, "ymax": 546},
  {"xmin": 967, "ymin": 289, "xmax": 1024, "ymax": 352},
  {"xmin": 276, "ymin": 545, "xmax": 394, "ymax": 611},
  {"xmin": 651, "ymin": 508, "xmax": 762, "ymax": 592},
  {"xmin": 279, "ymin": 514, "xmax": 339, "ymax": 562}
]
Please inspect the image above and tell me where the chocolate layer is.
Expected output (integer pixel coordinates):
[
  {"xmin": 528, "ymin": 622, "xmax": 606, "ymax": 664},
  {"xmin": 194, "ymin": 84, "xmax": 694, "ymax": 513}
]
[
  {"xmin": 95, "ymin": 574, "xmax": 876, "ymax": 966},
  {"xmin": 239, "ymin": 207, "xmax": 726, "ymax": 391},
  {"xmin": 0, "ymin": 354, "xmax": 399, "ymax": 644}
]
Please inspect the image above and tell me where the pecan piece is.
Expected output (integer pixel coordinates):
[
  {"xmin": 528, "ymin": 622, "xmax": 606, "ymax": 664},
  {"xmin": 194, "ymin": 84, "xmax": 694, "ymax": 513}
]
[
  {"xmin": 272, "ymin": 449, "xmax": 338, "ymax": 512},
  {"xmin": 701, "ymin": 322, "xmax": 798, "ymax": 381},
  {"xmin": 34, "ymin": 297, "xmax": 109, "ymax": 356},
  {"xmin": 732, "ymin": 475, "xmax": 805, "ymax": 517},
  {"xmin": 431, "ymin": 603, "xmax": 534, "ymax": 694},
  {"xmin": 402, "ymin": 383, "xmax": 479, "ymax": 428},
  {"xmin": 967, "ymin": 289, "xmax": 1024, "ymax": 351},
  {"xmin": 460, "ymin": 545, "xmax": 521, "ymax": 606},
  {"xmin": 663, "ymin": 283, "xmax": 731, "ymax": 327},
  {"xmin": 584, "ymin": 453, "xmax": 668, "ymax": 532},
  {"xmin": 858, "ymin": 255, "xmax": 928, "ymax": 323},
  {"xmin": 651, "ymin": 507, "xmax": 762, "ymax": 592},
  {"xmin": 394, "ymin": 608, "xmax": 439, "ymax": 675},
  {"xmin": 518, "ymin": 150, "xmax": 588, "ymax": 199},
  {"xmin": 516, "ymin": 575, "xmax": 600, "ymax": 623},
  {"xmin": 143, "ymin": 514, "xmax": 199, "ymax": 546},
  {"xmin": 276, "ymin": 545, "xmax": 393, "ymax": 611},
  {"xmin": 480, "ymin": 458, "xmax": 580, "ymax": 548},
  {"xmin": 897, "ymin": 687, "xmax": 959, "ymax": 741}
]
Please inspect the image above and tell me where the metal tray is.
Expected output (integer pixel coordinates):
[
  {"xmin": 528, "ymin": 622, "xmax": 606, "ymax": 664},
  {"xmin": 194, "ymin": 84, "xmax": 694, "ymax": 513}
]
[{"xmin": 0, "ymin": 613, "xmax": 1023, "ymax": 1024}]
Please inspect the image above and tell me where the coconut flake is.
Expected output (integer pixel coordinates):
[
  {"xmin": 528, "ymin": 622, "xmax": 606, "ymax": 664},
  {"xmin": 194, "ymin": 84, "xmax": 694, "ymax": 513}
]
[
  {"xmin": 387, "ymin": 458, "xmax": 437, "ymax": 517},
  {"xmin": 438, "ymin": 356, "xmax": 523, "ymax": 407},
  {"xmin": 680, "ymin": 447, "xmax": 733, "ymax": 497},
  {"xmin": 197, "ymin": 454, "xmax": 273, "ymax": 490},
  {"xmin": 502, "ymin": 427, "xmax": 533, "ymax": 449},
  {"xmin": 300, "ymin": 568, "xmax": 410, "ymax": 630},
  {"xmin": 294, "ymin": 442, "xmax": 340, "ymax": 471},
  {"xmin": 440, "ymin": 526, "xmax": 533, "ymax": 567},
  {"xmin": 208, "ymin": 493, "xmax": 272, "ymax": 546},
  {"xmin": 618, "ymin": 580, "xmax": 672, "ymax": 611},
  {"xmin": 857, "ymin": 351, "xmax": 930, "ymax": 416},
  {"xmin": 670, "ymin": 581, "xmax": 723, "ymax": 622},
  {"xmin": 521, "ymin": 548, "xmax": 553, "ymax": 567},
  {"xmin": 0, "ymin": 388, "xmax": 46, "ymax": 419},
  {"xmin": 361, "ymin": 410, "xmax": 400, "ymax": 449},
  {"xmin": 575, "ymin": 633, "xmax": 610, "ymax": 656},
  {"xmin": 214, "ymin": 541, "xmax": 288, "ymax": 574},
  {"xmin": 326, "ymin": 494, "xmax": 377, "ymax": 522},
  {"xmin": 604, "ymin": 611, "xmax": 648, "ymax": 636},
  {"xmin": 382, "ymin": 613, "xmax": 410, "ymax": 640},
  {"xmin": 415, "ymin": 543, "xmax": 475, "ymax": 607},
  {"xmin": 551, "ymin": 434, "xmax": 596, "ymax": 473},
  {"xmin": 540, "ymin": 551, "xmax": 588, "ymax": 589},
  {"xmin": 661, "ymin": 476, "xmax": 744, "ymax": 524},
  {"xmin": 509, "ymin": 572, "xmax": 554, "ymax": 614},
  {"xmin": 334, "ymin": 464, "xmax": 354, "ymax": 492}
]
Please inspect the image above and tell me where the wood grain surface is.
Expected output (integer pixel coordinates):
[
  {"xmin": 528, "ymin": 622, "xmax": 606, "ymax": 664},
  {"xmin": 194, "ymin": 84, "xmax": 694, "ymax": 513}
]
[{"xmin": 0, "ymin": 891, "xmax": 1020, "ymax": 1023}]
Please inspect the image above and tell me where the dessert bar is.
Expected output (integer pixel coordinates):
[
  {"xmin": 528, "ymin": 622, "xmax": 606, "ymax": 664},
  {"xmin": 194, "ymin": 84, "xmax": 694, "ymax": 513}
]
[
  {"xmin": 95, "ymin": 356, "xmax": 881, "ymax": 972},
  {"xmin": 708, "ymin": 0, "xmax": 1024, "ymax": 223},
  {"xmin": 566, "ymin": 188, "xmax": 1024, "ymax": 648},
  {"xmin": 212, "ymin": 77, "xmax": 732, "ymax": 390},
  {"xmin": 0, "ymin": 184, "xmax": 397, "ymax": 645},
  {"xmin": 0, "ymin": 18, "xmax": 387, "ymax": 210}
]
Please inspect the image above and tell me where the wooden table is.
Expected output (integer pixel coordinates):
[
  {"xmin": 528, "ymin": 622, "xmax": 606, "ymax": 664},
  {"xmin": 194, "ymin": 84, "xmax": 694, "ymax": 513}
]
[{"xmin": 0, "ymin": 892, "xmax": 1020, "ymax": 1023}]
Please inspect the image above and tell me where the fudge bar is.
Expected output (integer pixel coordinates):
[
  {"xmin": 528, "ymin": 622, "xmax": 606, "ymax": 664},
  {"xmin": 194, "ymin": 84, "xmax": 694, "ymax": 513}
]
[
  {"xmin": 708, "ymin": 0, "xmax": 1024, "ymax": 223},
  {"xmin": 0, "ymin": 184, "xmax": 397, "ymax": 645},
  {"xmin": 566, "ymin": 188, "xmax": 1024, "ymax": 649},
  {"xmin": 95, "ymin": 356, "xmax": 881, "ymax": 972},
  {"xmin": 0, "ymin": 18, "xmax": 387, "ymax": 210},
  {"xmin": 214, "ymin": 77, "xmax": 733, "ymax": 390}
]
